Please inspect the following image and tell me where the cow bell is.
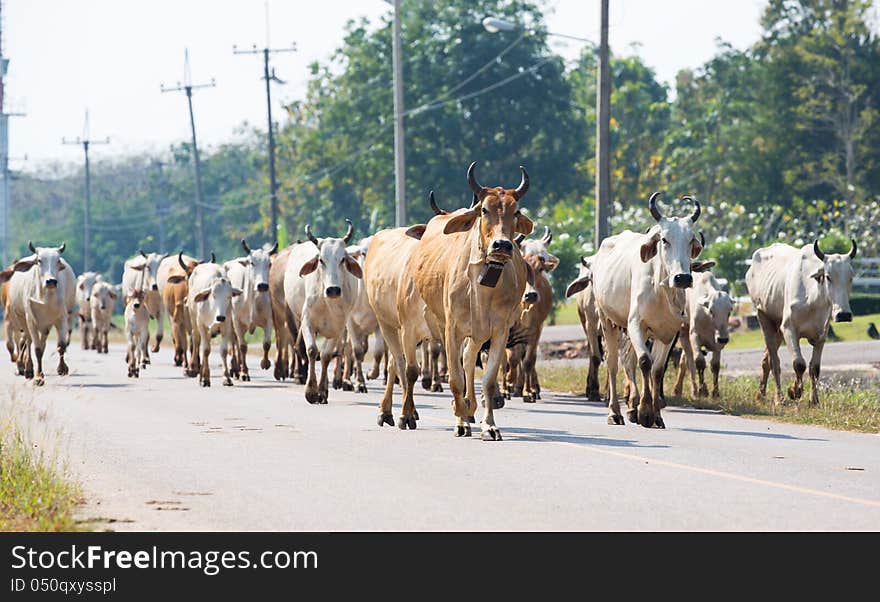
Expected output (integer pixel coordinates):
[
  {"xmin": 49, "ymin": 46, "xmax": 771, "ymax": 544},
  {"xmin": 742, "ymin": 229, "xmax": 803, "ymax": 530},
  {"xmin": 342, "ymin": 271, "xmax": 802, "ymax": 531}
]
[{"xmin": 478, "ymin": 261, "xmax": 505, "ymax": 288}]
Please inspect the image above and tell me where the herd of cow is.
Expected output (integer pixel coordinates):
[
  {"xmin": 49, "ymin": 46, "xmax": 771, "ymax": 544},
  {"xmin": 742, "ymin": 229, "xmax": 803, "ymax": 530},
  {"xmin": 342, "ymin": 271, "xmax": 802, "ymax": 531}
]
[{"xmin": 0, "ymin": 163, "xmax": 859, "ymax": 440}]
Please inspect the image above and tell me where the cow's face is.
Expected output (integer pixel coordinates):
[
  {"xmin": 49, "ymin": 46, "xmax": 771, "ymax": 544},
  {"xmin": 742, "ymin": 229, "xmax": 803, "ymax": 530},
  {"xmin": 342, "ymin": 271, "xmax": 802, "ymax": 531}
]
[
  {"xmin": 92, "ymin": 283, "xmax": 117, "ymax": 311},
  {"xmin": 640, "ymin": 193, "xmax": 702, "ymax": 288},
  {"xmin": 240, "ymin": 249, "xmax": 273, "ymax": 293},
  {"xmin": 699, "ymin": 290, "xmax": 734, "ymax": 346},
  {"xmin": 127, "ymin": 289, "xmax": 146, "ymax": 311},
  {"xmin": 78, "ymin": 271, "xmax": 100, "ymax": 301},
  {"xmin": 521, "ymin": 255, "xmax": 544, "ymax": 306},
  {"xmin": 136, "ymin": 253, "xmax": 165, "ymax": 291},
  {"xmin": 193, "ymin": 277, "xmax": 242, "ymax": 324},
  {"xmin": 299, "ymin": 238, "xmax": 362, "ymax": 299},
  {"xmin": 811, "ymin": 240, "xmax": 856, "ymax": 323},
  {"xmin": 444, "ymin": 163, "xmax": 534, "ymax": 264},
  {"xmin": 14, "ymin": 244, "xmax": 66, "ymax": 290},
  {"xmin": 520, "ymin": 238, "xmax": 559, "ymax": 273}
]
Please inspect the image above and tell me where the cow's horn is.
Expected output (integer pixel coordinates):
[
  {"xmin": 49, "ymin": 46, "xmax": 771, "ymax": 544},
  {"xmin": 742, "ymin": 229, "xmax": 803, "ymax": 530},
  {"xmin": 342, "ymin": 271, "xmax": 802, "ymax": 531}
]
[
  {"xmin": 305, "ymin": 225, "xmax": 319, "ymax": 247},
  {"xmin": 268, "ymin": 242, "xmax": 279, "ymax": 255},
  {"xmin": 470, "ymin": 193, "xmax": 479, "ymax": 209},
  {"xmin": 28, "ymin": 241, "xmax": 36, "ymax": 254},
  {"xmin": 57, "ymin": 243, "xmax": 66, "ymax": 254},
  {"xmin": 849, "ymin": 238, "xmax": 858, "ymax": 259},
  {"xmin": 813, "ymin": 240, "xmax": 826, "ymax": 261},
  {"xmin": 580, "ymin": 256, "xmax": 589, "ymax": 268},
  {"xmin": 699, "ymin": 232, "xmax": 706, "ymax": 249},
  {"xmin": 429, "ymin": 190, "xmax": 445, "ymax": 216},
  {"xmin": 682, "ymin": 195, "xmax": 701, "ymax": 223},
  {"xmin": 178, "ymin": 251, "xmax": 187, "ymax": 271},
  {"xmin": 209, "ymin": 252, "xmax": 216, "ymax": 264},
  {"xmin": 514, "ymin": 233, "xmax": 526, "ymax": 246},
  {"xmin": 241, "ymin": 239, "xmax": 251, "ymax": 254},
  {"xmin": 513, "ymin": 165, "xmax": 529, "ymax": 200},
  {"xmin": 139, "ymin": 249, "xmax": 148, "ymax": 259},
  {"xmin": 467, "ymin": 161, "xmax": 483, "ymax": 197},
  {"xmin": 542, "ymin": 226, "xmax": 552, "ymax": 245},
  {"xmin": 343, "ymin": 219, "xmax": 354, "ymax": 244},
  {"xmin": 648, "ymin": 192, "xmax": 663, "ymax": 222}
]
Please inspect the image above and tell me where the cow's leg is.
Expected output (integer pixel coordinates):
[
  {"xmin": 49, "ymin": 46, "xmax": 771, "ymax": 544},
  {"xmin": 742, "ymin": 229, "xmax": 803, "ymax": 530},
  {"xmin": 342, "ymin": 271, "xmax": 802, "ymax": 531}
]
[
  {"xmin": 350, "ymin": 332, "xmax": 369, "ymax": 394},
  {"xmin": 187, "ymin": 325, "xmax": 201, "ymax": 378},
  {"xmin": 756, "ymin": 311, "xmax": 783, "ymax": 405},
  {"xmin": 55, "ymin": 318, "xmax": 69, "ymax": 376},
  {"xmin": 261, "ymin": 318, "xmax": 273, "ymax": 370},
  {"xmin": 523, "ymin": 340, "xmax": 540, "ymax": 402},
  {"xmin": 807, "ymin": 338, "xmax": 824, "ymax": 406},
  {"xmin": 367, "ymin": 330, "xmax": 384, "ymax": 380},
  {"xmin": 5, "ymin": 319, "xmax": 16, "ymax": 364},
  {"xmin": 273, "ymin": 319, "xmax": 287, "ymax": 380},
  {"xmin": 318, "ymin": 337, "xmax": 338, "ymax": 404},
  {"xmin": 419, "ymin": 342, "xmax": 432, "ymax": 391},
  {"xmin": 398, "ymin": 328, "xmax": 422, "ymax": 430},
  {"xmin": 782, "ymin": 321, "xmax": 806, "ymax": 401},
  {"xmin": 462, "ymin": 338, "xmax": 480, "ymax": 423},
  {"xmin": 236, "ymin": 322, "xmax": 250, "ymax": 382},
  {"xmin": 220, "ymin": 324, "xmax": 234, "ymax": 386},
  {"xmin": 478, "ymin": 328, "xmax": 508, "ymax": 441},
  {"xmin": 649, "ymin": 340, "xmax": 672, "ymax": 429},
  {"xmin": 300, "ymin": 319, "xmax": 323, "ymax": 404},
  {"xmin": 376, "ymin": 320, "xmax": 405, "ymax": 426},
  {"xmin": 152, "ymin": 305, "xmax": 164, "ymax": 352},
  {"xmin": 32, "ymin": 327, "xmax": 47, "ymax": 386},
  {"xmin": 710, "ymin": 348, "xmax": 722, "ymax": 399},
  {"xmin": 445, "ymin": 325, "xmax": 471, "ymax": 437},
  {"xmin": 626, "ymin": 319, "xmax": 657, "ymax": 428},
  {"xmin": 339, "ymin": 336, "xmax": 355, "ymax": 391},
  {"xmin": 199, "ymin": 331, "xmax": 211, "ymax": 387},
  {"xmin": 695, "ymin": 351, "xmax": 708, "ymax": 396},
  {"xmin": 512, "ymin": 346, "xmax": 525, "ymax": 398},
  {"xmin": 429, "ymin": 340, "xmax": 443, "ymax": 392},
  {"xmin": 602, "ymin": 321, "xmax": 624, "ymax": 424},
  {"xmin": 331, "ymin": 336, "xmax": 345, "ymax": 390}
]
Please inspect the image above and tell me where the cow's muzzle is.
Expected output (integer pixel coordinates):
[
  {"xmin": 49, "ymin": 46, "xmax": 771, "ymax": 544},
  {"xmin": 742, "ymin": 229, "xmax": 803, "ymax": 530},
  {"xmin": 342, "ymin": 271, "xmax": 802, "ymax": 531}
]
[
  {"xmin": 152, "ymin": 284, "xmax": 159, "ymax": 291},
  {"xmin": 672, "ymin": 273, "xmax": 693, "ymax": 288},
  {"xmin": 45, "ymin": 279, "xmax": 58, "ymax": 288},
  {"xmin": 325, "ymin": 286, "xmax": 341, "ymax": 298},
  {"xmin": 133, "ymin": 302, "xmax": 141, "ymax": 309},
  {"xmin": 215, "ymin": 315, "xmax": 226, "ymax": 323},
  {"xmin": 523, "ymin": 291, "xmax": 538, "ymax": 304},
  {"xmin": 836, "ymin": 311, "xmax": 853, "ymax": 323},
  {"xmin": 490, "ymin": 239, "xmax": 513, "ymax": 257},
  {"xmin": 257, "ymin": 282, "xmax": 269, "ymax": 292},
  {"xmin": 716, "ymin": 335, "xmax": 729, "ymax": 345}
]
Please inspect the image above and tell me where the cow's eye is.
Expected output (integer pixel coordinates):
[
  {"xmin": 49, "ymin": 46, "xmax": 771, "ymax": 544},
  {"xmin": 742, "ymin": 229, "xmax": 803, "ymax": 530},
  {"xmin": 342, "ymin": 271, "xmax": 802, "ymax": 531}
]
[
  {"xmin": 318, "ymin": 259, "xmax": 325, "ymax": 266},
  {"xmin": 481, "ymin": 207, "xmax": 488, "ymax": 215},
  {"xmin": 662, "ymin": 238, "xmax": 670, "ymax": 246}
]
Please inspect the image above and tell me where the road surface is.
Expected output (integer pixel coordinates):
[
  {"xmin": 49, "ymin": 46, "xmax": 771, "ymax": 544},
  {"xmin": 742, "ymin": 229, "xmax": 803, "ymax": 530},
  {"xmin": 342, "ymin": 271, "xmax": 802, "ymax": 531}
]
[
  {"xmin": 4, "ymin": 343, "xmax": 879, "ymax": 531},
  {"xmin": 541, "ymin": 325, "xmax": 880, "ymax": 373}
]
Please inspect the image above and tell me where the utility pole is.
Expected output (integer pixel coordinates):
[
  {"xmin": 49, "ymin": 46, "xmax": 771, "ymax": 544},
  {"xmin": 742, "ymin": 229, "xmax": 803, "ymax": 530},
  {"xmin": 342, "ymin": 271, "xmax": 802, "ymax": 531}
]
[
  {"xmin": 392, "ymin": 0, "xmax": 406, "ymax": 226},
  {"xmin": 234, "ymin": 3, "xmax": 296, "ymax": 246},
  {"xmin": 63, "ymin": 110, "xmax": 109, "ymax": 272},
  {"xmin": 0, "ymin": 1, "xmax": 26, "ymax": 267},
  {"xmin": 161, "ymin": 49, "xmax": 214, "ymax": 258},
  {"xmin": 152, "ymin": 160, "xmax": 169, "ymax": 253},
  {"xmin": 594, "ymin": 0, "xmax": 611, "ymax": 249}
]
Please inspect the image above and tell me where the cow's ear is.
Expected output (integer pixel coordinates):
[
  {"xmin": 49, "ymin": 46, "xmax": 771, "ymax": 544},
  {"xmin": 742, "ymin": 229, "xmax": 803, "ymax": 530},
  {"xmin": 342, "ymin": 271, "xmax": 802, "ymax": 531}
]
[
  {"xmin": 130, "ymin": 263, "xmax": 146, "ymax": 271},
  {"xmin": 443, "ymin": 209, "xmax": 478, "ymax": 234},
  {"xmin": 193, "ymin": 289, "xmax": 211, "ymax": 302},
  {"xmin": 811, "ymin": 268, "xmax": 826, "ymax": 283},
  {"xmin": 299, "ymin": 256, "xmax": 319, "ymax": 277},
  {"xmin": 543, "ymin": 255, "xmax": 560, "ymax": 273},
  {"xmin": 566, "ymin": 276, "xmax": 591, "ymax": 298},
  {"xmin": 109, "ymin": 291, "xmax": 118, "ymax": 300},
  {"xmin": 699, "ymin": 295, "xmax": 712, "ymax": 309},
  {"xmin": 0, "ymin": 268, "xmax": 14, "ymax": 284},
  {"xmin": 691, "ymin": 237, "xmax": 703, "ymax": 259},
  {"xmin": 640, "ymin": 233, "xmax": 660, "ymax": 263},
  {"xmin": 78, "ymin": 281, "xmax": 86, "ymax": 290},
  {"xmin": 405, "ymin": 224, "xmax": 427, "ymax": 240},
  {"xmin": 525, "ymin": 262, "xmax": 535, "ymax": 286},
  {"xmin": 238, "ymin": 259, "xmax": 250, "ymax": 267},
  {"xmin": 13, "ymin": 259, "xmax": 35, "ymax": 272},
  {"xmin": 345, "ymin": 245, "xmax": 363, "ymax": 259},
  {"xmin": 344, "ymin": 256, "xmax": 363, "ymax": 279},
  {"xmin": 231, "ymin": 288, "xmax": 243, "ymax": 297},
  {"xmin": 691, "ymin": 260, "xmax": 716, "ymax": 273},
  {"xmin": 167, "ymin": 275, "xmax": 186, "ymax": 284},
  {"xmin": 57, "ymin": 261, "xmax": 66, "ymax": 270},
  {"xmin": 515, "ymin": 212, "xmax": 534, "ymax": 236}
]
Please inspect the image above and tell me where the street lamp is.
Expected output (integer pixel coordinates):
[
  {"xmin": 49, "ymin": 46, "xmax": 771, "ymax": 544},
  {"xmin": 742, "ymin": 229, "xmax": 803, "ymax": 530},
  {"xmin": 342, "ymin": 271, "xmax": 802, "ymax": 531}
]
[{"xmin": 482, "ymin": 7, "xmax": 611, "ymax": 251}]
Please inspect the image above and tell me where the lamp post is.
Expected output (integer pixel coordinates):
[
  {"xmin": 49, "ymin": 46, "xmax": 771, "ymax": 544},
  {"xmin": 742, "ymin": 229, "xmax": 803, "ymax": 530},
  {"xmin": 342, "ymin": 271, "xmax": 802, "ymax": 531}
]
[{"xmin": 482, "ymin": 10, "xmax": 610, "ymax": 250}]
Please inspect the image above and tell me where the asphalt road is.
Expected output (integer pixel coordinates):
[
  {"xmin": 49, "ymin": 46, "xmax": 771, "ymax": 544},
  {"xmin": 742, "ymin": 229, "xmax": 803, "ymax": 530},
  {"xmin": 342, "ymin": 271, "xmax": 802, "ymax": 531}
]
[
  {"xmin": 541, "ymin": 325, "xmax": 880, "ymax": 374},
  {"xmin": 5, "ymin": 343, "xmax": 879, "ymax": 531}
]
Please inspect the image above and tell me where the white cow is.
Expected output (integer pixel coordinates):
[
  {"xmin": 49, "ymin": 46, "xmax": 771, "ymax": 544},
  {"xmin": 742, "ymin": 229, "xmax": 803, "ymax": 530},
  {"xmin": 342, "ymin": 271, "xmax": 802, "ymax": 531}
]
[
  {"xmin": 6, "ymin": 242, "xmax": 73, "ymax": 385},
  {"xmin": 89, "ymin": 280, "xmax": 118, "ymax": 354},
  {"xmin": 224, "ymin": 239, "xmax": 277, "ymax": 381},
  {"xmin": 565, "ymin": 255, "xmax": 603, "ymax": 401},
  {"xmin": 672, "ymin": 269, "xmax": 733, "ymax": 399},
  {"xmin": 338, "ymin": 237, "xmax": 383, "ymax": 394},
  {"xmin": 122, "ymin": 250, "xmax": 168, "ymax": 357},
  {"xmin": 124, "ymin": 289, "xmax": 150, "ymax": 378},
  {"xmin": 283, "ymin": 220, "xmax": 362, "ymax": 404},
  {"xmin": 76, "ymin": 271, "xmax": 102, "ymax": 349},
  {"xmin": 745, "ymin": 239, "xmax": 856, "ymax": 405},
  {"xmin": 186, "ymin": 262, "xmax": 242, "ymax": 387},
  {"xmin": 591, "ymin": 193, "xmax": 706, "ymax": 428}
]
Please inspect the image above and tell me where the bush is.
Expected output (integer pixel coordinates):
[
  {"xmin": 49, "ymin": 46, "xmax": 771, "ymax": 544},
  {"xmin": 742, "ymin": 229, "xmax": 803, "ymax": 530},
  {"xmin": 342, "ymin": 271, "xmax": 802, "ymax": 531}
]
[{"xmin": 851, "ymin": 293, "xmax": 880, "ymax": 315}]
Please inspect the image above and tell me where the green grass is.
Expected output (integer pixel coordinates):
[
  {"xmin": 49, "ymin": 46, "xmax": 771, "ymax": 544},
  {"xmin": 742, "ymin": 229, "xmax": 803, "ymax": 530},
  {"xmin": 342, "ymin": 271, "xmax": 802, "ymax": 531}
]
[
  {"xmin": 537, "ymin": 363, "xmax": 880, "ymax": 433},
  {"xmin": 0, "ymin": 394, "xmax": 85, "ymax": 531}
]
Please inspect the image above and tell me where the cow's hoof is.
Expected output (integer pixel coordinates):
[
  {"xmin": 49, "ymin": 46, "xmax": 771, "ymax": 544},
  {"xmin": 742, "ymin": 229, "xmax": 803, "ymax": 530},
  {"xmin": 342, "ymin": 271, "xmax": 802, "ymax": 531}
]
[
  {"xmin": 638, "ymin": 408, "xmax": 654, "ymax": 429},
  {"xmin": 673, "ymin": 385, "xmax": 683, "ymax": 397},
  {"xmin": 466, "ymin": 415, "xmax": 475, "ymax": 423},
  {"xmin": 332, "ymin": 378, "xmax": 342, "ymax": 390},
  {"xmin": 242, "ymin": 374, "xmax": 251, "ymax": 382},
  {"xmin": 223, "ymin": 378, "xmax": 233, "ymax": 387},
  {"xmin": 654, "ymin": 416, "xmax": 666, "ymax": 429},
  {"xmin": 699, "ymin": 385, "xmax": 709, "ymax": 397},
  {"xmin": 305, "ymin": 390, "xmax": 323, "ymax": 405},
  {"xmin": 512, "ymin": 387, "xmax": 523, "ymax": 398},
  {"xmin": 57, "ymin": 364, "xmax": 69, "ymax": 376},
  {"xmin": 397, "ymin": 415, "xmax": 417, "ymax": 430},
  {"xmin": 586, "ymin": 392, "xmax": 602, "ymax": 402},
  {"xmin": 711, "ymin": 389, "xmax": 720, "ymax": 399},
  {"xmin": 421, "ymin": 376, "xmax": 432, "ymax": 391},
  {"xmin": 201, "ymin": 380, "xmax": 211, "ymax": 388},
  {"xmin": 151, "ymin": 345, "xmax": 160, "ymax": 353},
  {"xmin": 492, "ymin": 394, "xmax": 505, "ymax": 409},
  {"xmin": 503, "ymin": 391, "xmax": 511, "ymax": 400},
  {"xmin": 174, "ymin": 359, "xmax": 183, "ymax": 367},
  {"xmin": 481, "ymin": 427, "xmax": 502, "ymax": 441},
  {"xmin": 658, "ymin": 396, "xmax": 667, "ymax": 409},
  {"xmin": 607, "ymin": 414, "xmax": 625, "ymax": 425},
  {"xmin": 24, "ymin": 370, "xmax": 34, "ymax": 380},
  {"xmin": 626, "ymin": 408, "xmax": 639, "ymax": 424},
  {"xmin": 144, "ymin": 357, "xmax": 151, "ymax": 365},
  {"xmin": 34, "ymin": 376, "xmax": 45, "ymax": 387},
  {"xmin": 431, "ymin": 383, "xmax": 443, "ymax": 393},
  {"xmin": 260, "ymin": 358, "xmax": 271, "ymax": 370},
  {"xmin": 341, "ymin": 381, "xmax": 354, "ymax": 392},
  {"xmin": 413, "ymin": 409, "xmax": 420, "ymax": 421},
  {"xmin": 535, "ymin": 391, "xmax": 541, "ymax": 400},
  {"xmin": 295, "ymin": 376, "xmax": 307, "ymax": 385},
  {"xmin": 523, "ymin": 394, "xmax": 535, "ymax": 404},
  {"xmin": 356, "ymin": 383, "xmax": 368, "ymax": 394},
  {"xmin": 454, "ymin": 424, "xmax": 472, "ymax": 437},
  {"xmin": 787, "ymin": 386, "xmax": 802, "ymax": 401},
  {"xmin": 377, "ymin": 413, "xmax": 394, "ymax": 427}
]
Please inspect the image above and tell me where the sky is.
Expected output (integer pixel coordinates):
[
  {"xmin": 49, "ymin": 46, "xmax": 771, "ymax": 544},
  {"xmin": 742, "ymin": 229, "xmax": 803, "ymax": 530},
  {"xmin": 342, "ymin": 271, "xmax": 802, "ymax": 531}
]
[{"xmin": 3, "ymin": 0, "xmax": 767, "ymax": 171}]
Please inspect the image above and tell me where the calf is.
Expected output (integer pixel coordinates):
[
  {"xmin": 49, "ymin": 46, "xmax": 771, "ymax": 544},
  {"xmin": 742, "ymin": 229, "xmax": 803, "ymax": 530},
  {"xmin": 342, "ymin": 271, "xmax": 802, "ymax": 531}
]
[
  {"xmin": 76, "ymin": 271, "xmax": 102, "ymax": 349},
  {"xmin": 124, "ymin": 290, "xmax": 150, "ymax": 377},
  {"xmin": 565, "ymin": 255, "xmax": 603, "ymax": 401},
  {"xmin": 122, "ymin": 251, "xmax": 168, "ymax": 355},
  {"xmin": 186, "ymin": 261, "xmax": 242, "ymax": 386},
  {"xmin": 89, "ymin": 280, "xmax": 118, "ymax": 354}
]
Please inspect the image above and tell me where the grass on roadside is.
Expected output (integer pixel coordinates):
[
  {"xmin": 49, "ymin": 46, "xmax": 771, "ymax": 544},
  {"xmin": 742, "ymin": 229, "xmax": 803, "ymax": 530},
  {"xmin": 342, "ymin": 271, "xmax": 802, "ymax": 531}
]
[
  {"xmin": 0, "ymin": 393, "xmax": 85, "ymax": 531},
  {"xmin": 537, "ymin": 363, "xmax": 880, "ymax": 433}
]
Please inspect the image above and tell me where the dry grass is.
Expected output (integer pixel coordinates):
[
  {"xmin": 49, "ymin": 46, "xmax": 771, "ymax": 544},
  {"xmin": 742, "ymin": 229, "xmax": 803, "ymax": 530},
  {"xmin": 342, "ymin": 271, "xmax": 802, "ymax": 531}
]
[
  {"xmin": 537, "ymin": 363, "xmax": 880, "ymax": 433},
  {"xmin": 0, "ymin": 391, "xmax": 85, "ymax": 531}
]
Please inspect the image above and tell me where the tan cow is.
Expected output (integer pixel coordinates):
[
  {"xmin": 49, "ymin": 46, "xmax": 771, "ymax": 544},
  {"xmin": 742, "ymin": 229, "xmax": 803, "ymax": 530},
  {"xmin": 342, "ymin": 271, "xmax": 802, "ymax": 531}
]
[
  {"xmin": 413, "ymin": 162, "xmax": 533, "ymax": 440},
  {"xmin": 268, "ymin": 244, "xmax": 305, "ymax": 382},
  {"xmin": 157, "ymin": 252, "xmax": 202, "ymax": 369}
]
